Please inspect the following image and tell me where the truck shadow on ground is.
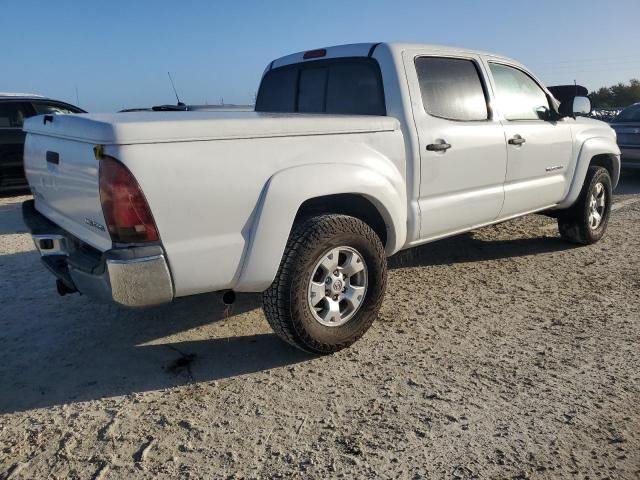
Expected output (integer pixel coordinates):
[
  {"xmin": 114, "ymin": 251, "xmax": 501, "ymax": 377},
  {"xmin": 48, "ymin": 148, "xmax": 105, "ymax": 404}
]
[
  {"xmin": 389, "ymin": 230, "xmax": 576, "ymax": 269},
  {"xmin": 0, "ymin": 202, "xmax": 30, "ymax": 235},
  {"xmin": 0, "ymin": 225, "xmax": 580, "ymax": 414},
  {"xmin": 388, "ymin": 170, "xmax": 640, "ymax": 270},
  {"xmin": 3, "ymin": 169, "xmax": 639, "ymax": 414},
  {"xmin": 0, "ymin": 250, "xmax": 312, "ymax": 414}
]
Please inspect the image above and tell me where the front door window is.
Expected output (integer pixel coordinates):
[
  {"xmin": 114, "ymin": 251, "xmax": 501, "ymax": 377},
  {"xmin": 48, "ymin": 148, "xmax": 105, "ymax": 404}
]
[{"xmin": 489, "ymin": 63, "xmax": 550, "ymax": 121}]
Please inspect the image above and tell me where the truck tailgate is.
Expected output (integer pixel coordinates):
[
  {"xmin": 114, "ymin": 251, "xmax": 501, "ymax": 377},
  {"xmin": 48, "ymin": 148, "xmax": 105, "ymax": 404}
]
[{"xmin": 23, "ymin": 129, "xmax": 112, "ymax": 251}]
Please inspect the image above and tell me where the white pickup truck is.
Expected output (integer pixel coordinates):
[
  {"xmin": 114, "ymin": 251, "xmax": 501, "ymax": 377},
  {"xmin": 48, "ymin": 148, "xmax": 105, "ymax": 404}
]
[{"xmin": 23, "ymin": 42, "xmax": 620, "ymax": 353}]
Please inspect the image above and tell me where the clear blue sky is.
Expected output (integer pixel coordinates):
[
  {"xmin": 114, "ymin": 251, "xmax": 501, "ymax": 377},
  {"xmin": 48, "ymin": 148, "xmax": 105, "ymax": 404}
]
[{"xmin": 4, "ymin": 0, "xmax": 639, "ymax": 112}]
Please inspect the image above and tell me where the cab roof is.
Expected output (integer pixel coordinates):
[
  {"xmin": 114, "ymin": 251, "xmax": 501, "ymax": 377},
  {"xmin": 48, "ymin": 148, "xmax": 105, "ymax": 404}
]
[
  {"xmin": 270, "ymin": 42, "xmax": 517, "ymax": 69},
  {"xmin": 0, "ymin": 92, "xmax": 46, "ymax": 100}
]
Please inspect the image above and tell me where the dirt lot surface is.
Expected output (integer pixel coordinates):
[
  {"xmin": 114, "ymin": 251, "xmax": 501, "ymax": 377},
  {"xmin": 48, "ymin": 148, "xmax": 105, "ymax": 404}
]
[{"xmin": 1, "ymin": 173, "xmax": 639, "ymax": 479}]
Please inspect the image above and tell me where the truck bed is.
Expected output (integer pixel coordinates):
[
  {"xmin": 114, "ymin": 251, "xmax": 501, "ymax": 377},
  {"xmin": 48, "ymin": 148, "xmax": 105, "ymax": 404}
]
[
  {"xmin": 22, "ymin": 111, "xmax": 404, "ymax": 296},
  {"xmin": 24, "ymin": 111, "xmax": 399, "ymax": 145}
]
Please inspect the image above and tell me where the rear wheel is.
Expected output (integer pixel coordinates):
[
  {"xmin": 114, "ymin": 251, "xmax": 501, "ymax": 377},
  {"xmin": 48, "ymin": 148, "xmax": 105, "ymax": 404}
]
[
  {"xmin": 557, "ymin": 166, "xmax": 612, "ymax": 245},
  {"xmin": 262, "ymin": 214, "xmax": 387, "ymax": 354}
]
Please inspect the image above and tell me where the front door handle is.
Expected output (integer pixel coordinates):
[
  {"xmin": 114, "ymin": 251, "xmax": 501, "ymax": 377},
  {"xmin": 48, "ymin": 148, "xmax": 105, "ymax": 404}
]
[
  {"xmin": 508, "ymin": 135, "xmax": 526, "ymax": 146},
  {"xmin": 426, "ymin": 141, "xmax": 452, "ymax": 152}
]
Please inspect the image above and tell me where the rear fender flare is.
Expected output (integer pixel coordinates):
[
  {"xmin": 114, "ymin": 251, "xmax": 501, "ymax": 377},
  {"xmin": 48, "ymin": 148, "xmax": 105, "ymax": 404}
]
[{"xmin": 234, "ymin": 163, "xmax": 406, "ymax": 292}]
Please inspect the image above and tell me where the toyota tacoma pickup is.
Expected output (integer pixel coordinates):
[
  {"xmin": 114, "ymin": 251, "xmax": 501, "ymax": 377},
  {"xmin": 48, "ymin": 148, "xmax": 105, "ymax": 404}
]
[{"xmin": 22, "ymin": 42, "xmax": 620, "ymax": 353}]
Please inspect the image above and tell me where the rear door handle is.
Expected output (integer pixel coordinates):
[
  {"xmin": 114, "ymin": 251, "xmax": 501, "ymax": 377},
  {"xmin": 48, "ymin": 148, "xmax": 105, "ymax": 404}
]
[
  {"xmin": 508, "ymin": 135, "xmax": 526, "ymax": 146},
  {"xmin": 426, "ymin": 141, "xmax": 452, "ymax": 152}
]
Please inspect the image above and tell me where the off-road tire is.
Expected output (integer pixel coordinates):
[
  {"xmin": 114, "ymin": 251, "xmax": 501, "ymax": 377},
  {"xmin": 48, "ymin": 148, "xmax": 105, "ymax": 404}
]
[
  {"xmin": 262, "ymin": 214, "xmax": 387, "ymax": 354},
  {"xmin": 557, "ymin": 166, "xmax": 612, "ymax": 245}
]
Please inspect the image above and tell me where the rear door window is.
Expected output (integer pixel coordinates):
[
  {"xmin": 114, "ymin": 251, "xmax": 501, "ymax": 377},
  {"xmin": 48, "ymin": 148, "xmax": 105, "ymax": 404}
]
[
  {"xmin": 415, "ymin": 57, "xmax": 489, "ymax": 121},
  {"xmin": 256, "ymin": 58, "xmax": 385, "ymax": 115},
  {"xmin": 0, "ymin": 102, "xmax": 34, "ymax": 128}
]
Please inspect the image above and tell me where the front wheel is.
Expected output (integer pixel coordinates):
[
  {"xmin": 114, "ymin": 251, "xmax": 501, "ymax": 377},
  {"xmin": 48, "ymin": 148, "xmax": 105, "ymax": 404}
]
[
  {"xmin": 557, "ymin": 166, "xmax": 612, "ymax": 245},
  {"xmin": 262, "ymin": 214, "xmax": 387, "ymax": 354}
]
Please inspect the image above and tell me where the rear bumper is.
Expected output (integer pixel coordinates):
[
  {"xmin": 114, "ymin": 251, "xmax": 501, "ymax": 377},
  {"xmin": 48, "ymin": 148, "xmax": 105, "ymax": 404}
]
[{"xmin": 22, "ymin": 200, "xmax": 174, "ymax": 307}]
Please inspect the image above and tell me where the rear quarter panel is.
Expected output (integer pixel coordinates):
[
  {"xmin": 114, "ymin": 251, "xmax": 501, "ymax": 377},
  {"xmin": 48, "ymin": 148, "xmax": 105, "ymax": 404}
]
[{"xmin": 110, "ymin": 130, "xmax": 406, "ymax": 296}]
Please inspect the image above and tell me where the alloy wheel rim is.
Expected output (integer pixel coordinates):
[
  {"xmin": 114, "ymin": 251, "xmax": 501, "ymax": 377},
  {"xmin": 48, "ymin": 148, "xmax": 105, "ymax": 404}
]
[
  {"xmin": 588, "ymin": 182, "xmax": 606, "ymax": 230},
  {"xmin": 307, "ymin": 246, "xmax": 368, "ymax": 327}
]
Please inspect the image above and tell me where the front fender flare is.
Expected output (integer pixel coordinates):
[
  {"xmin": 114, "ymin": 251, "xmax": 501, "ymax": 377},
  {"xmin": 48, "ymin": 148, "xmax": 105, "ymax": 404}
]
[
  {"xmin": 233, "ymin": 163, "xmax": 406, "ymax": 292},
  {"xmin": 556, "ymin": 136, "xmax": 621, "ymax": 209}
]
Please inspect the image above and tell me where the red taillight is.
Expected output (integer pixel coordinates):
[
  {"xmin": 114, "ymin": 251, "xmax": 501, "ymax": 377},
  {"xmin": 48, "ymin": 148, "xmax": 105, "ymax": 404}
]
[
  {"xmin": 303, "ymin": 48, "xmax": 326, "ymax": 59},
  {"xmin": 99, "ymin": 156, "xmax": 159, "ymax": 243}
]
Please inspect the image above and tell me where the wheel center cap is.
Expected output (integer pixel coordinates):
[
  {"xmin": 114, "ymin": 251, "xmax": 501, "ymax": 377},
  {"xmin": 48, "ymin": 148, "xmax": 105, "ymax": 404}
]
[{"xmin": 332, "ymin": 280, "xmax": 343, "ymax": 293}]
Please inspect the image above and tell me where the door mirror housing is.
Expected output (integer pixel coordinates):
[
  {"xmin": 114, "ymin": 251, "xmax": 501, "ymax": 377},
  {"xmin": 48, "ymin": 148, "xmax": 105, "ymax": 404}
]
[
  {"xmin": 559, "ymin": 95, "xmax": 591, "ymax": 118},
  {"xmin": 572, "ymin": 96, "xmax": 591, "ymax": 115}
]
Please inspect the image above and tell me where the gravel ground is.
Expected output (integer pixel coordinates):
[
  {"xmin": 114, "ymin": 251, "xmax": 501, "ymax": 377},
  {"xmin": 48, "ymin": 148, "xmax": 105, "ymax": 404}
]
[{"xmin": 1, "ymin": 172, "xmax": 639, "ymax": 479}]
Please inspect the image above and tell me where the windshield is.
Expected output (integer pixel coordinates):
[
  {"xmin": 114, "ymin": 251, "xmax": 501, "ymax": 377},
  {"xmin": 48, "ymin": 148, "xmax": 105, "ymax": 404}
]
[{"xmin": 613, "ymin": 104, "xmax": 640, "ymax": 123}]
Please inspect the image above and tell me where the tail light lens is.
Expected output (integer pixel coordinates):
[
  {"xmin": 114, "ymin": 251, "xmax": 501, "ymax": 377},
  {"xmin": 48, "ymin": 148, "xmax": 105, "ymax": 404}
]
[{"xmin": 99, "ymin": 156, "xmax": 159, "ymax": 243}]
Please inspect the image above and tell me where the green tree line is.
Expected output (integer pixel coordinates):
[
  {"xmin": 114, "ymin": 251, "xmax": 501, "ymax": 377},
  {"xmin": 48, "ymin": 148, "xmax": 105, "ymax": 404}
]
[{"xmin": 590, "ymin": 79, "xmax": 640, "ymax": 109}]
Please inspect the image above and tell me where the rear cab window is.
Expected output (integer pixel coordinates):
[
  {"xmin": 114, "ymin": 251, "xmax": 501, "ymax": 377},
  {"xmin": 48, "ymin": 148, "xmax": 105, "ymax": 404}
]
[
  {"xmin": 298, "ymin": 67, "xmax": 327, "ymax": 113},
  {"xmin": 256, "ymin": 57, "xmax": 386, "ymax": 116},
  {"xmin": 414, "ymin": 56, "xmax": 489, "ymax": 121}
]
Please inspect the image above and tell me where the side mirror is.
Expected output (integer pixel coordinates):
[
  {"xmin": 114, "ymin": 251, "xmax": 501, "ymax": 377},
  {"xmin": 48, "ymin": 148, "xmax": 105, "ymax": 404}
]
[
  {"xmin": 559, "ymin": 95, "xmax": 591, "ymax": 118},
  {"xmin": 572, "ymin": 96, "xmax": 591, "ymax": 115}
]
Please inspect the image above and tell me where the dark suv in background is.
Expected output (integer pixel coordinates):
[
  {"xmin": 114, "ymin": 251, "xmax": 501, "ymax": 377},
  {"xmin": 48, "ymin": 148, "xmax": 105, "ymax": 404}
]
[
  {"xmin": 0, "ymin": 94, "xmax": 85, "ymax": 192},
  {"xmin": 610, "ymin": 102, "xmax": 640, "ymax": 170}
]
